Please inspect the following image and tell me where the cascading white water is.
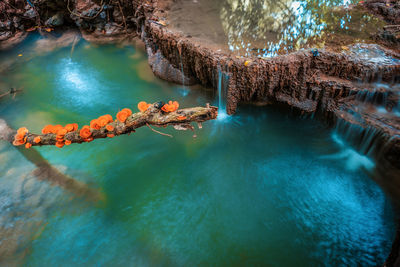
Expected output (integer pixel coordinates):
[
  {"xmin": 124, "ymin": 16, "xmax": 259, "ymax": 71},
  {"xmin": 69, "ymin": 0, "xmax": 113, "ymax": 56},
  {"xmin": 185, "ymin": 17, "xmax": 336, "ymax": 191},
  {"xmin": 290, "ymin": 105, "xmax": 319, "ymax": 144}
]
[
  {"xmin": 178, "ymin": 52, "xmax": 185, "ymax": 88},
  {"xmin": 335, "ymin": 118, "xmax": 380, "ymax": 156},
  {"xmin": 177, "ymin": 42, "xmax": 189, "ymax": 96},
  {"xmin": 356, "ymin": 89, "xmax": 388, "ymax": 106},
  {"xmin": 217, "ymin": 67, "xmax": 229, "ymax": 120}
]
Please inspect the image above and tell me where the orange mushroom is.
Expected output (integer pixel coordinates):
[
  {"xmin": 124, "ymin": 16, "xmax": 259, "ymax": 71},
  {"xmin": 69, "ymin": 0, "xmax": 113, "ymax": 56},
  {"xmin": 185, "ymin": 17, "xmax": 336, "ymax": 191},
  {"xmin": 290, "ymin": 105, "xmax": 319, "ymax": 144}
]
[
  {"xmin": 161, "ymin": 101, "xmax": 179, "ymax": 112},
  {"xmin": 25, "ymin": 143, "xmax": 32, "ymax": 149},
  {"xmin": 80, "ymin": 125, "xmax": 92, "ymax": 139},
  {"xmin": 106, "ymin": 124, "xmax": 114, "ymax": 131},
  {"xmin": 55, "ymin": 141, "xmax": 64, "ymax": 148},
  {"xmin": 13, "ymin": 129, "xmax": 27, "ymax": 146},
  {"xmin": 177, "ymin": 116, "xmax": 187, "ymax": 120},
  {"xmin": 12, "ymin": 139, "xmax": 25, "ymax": 146},
  {"xmin": 116, "ymin": 108, "xmax": 132, "ymax": 123},
  {"xmin": 138, "ymin": 101, "xmax": 152, "ymax": 112},
  {"xmin": 90, "ymin": 119, "xmax": 101, "ymax": 130},
  {"xmin": 65, "ymin": 124, "xmax": 77, "ymax": 132},
  {"xmin": 97, "ymin": 116, "xmax": 109, "ymax": 127},
  {"xmin": 65, "ymin": 140, "xmax": 72, "ymax": 145},
  {"xmin": 42, "ymin": 125, "xmax": 54, "ymax": 134},
  {"xmin": 34, "ymin": 136, "xmax": 41, "ymax": 143},
  {"xmin": 103, "ymin": 114, "xmax": 113, "ymax": 123},
  {"xmin": 17, "ymin": 127, "xmax": 29, "ymax": 136},
  {"xmin": 107, "ymin": 133, "xmax": 115, "ymax": 138},
  {"xmin": 57, "ymin": 128, "xmax": 67, "ymax": 136},
  {"xmin": 14, "ymin": 133, "xmax": 25, "ymax": 141},
  {"xmin": 52, "ymin": 125, "xmax": 63, "ymax": 134}
]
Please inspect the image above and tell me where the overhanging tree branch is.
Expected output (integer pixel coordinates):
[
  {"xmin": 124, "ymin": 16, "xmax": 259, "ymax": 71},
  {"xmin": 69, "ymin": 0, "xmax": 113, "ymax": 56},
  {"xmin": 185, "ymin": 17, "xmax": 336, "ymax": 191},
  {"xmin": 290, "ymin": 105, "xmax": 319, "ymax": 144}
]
[{"xmin": 4, "ymin": 103, "xmax": 218, "ymax": 147}]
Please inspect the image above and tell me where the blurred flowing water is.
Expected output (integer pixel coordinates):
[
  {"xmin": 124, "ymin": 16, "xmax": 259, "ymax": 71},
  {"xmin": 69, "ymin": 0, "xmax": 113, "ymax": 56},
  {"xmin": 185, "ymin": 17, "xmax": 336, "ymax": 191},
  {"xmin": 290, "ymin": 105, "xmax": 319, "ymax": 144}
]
[
  {"xmin": 168, "ymin": 0, "xmax": 386, "ymax": 57},
  {"xmin": 0, "ymin": 34, "xmax": 397, "ymax": 266}
]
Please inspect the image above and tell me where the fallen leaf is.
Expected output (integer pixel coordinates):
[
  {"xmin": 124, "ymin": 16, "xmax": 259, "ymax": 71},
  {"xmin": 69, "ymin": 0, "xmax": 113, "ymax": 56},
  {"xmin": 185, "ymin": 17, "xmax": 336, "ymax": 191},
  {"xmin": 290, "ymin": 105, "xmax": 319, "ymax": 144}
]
[
  {"xmin": 244, "ymin": 60, "xmax": 251, "ymax": 66},
  {"xmin": 18, "ymin": 54, "xmax": 22, "ymax": 57}
]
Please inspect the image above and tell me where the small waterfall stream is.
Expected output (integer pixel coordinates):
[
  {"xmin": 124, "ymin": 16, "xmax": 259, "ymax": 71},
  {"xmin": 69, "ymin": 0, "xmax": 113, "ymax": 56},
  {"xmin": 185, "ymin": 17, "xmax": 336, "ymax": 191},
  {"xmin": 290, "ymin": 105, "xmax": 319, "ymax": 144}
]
[{"xmin": 217, "ymin": 66, "xmax": 230, "ymax": 120}]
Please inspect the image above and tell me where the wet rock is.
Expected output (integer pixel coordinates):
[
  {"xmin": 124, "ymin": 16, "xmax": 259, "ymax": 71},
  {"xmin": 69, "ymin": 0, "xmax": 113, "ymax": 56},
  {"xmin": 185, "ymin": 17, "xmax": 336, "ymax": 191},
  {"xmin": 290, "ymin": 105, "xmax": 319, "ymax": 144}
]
[
  {"xmin": 45, "ymin": 12, "xmax": 64, "ymax": 27},
  {"xmin": 23, "ymin": 9, "xmax": 36, "ymax": 19},
  {"xmin": 104, "ymin": 22, "xmax": 120, "ymax": 35},
  {"xmin": 364, "ymin": 0, "xmax": 400, "ymax": 25},
  {"xmin": 146, "ymin": 45, "xmax": 197, "ymax": 85}
]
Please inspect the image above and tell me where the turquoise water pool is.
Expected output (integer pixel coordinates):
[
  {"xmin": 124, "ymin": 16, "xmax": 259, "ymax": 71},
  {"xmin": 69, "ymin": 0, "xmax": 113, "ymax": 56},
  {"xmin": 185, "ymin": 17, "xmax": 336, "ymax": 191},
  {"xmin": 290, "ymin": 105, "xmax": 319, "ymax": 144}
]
[{"xmin": 0, "ymin": 34, "xmax": 397, "ymax": 266}]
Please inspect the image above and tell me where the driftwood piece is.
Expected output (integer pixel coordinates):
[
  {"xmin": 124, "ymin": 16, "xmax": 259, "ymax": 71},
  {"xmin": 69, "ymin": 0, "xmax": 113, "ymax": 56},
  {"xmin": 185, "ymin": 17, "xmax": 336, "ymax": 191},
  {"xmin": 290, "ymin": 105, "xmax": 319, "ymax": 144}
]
[{"xmin": 4, "ymin": 103, "xmax": 218, "ymax": 147}]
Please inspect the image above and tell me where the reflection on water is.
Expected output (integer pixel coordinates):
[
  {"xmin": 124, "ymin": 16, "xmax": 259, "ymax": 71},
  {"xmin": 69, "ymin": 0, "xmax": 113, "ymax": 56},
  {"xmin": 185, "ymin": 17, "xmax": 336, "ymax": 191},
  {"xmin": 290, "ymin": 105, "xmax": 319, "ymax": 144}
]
[
  {"xmin": 0, "ymin": 35, "xmax": 397, "ymax": 266},
  {"xmin": 168, "ymin": 0, "xmax": 386, "ymax": 56}
]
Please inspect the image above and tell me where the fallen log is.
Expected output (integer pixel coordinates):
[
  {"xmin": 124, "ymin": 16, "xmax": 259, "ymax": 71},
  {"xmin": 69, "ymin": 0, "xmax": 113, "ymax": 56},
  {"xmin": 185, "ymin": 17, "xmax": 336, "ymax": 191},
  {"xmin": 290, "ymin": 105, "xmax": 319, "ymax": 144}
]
[{"xmin": 3, "ymin": 102, "xmax": 218, "ymax": 148}]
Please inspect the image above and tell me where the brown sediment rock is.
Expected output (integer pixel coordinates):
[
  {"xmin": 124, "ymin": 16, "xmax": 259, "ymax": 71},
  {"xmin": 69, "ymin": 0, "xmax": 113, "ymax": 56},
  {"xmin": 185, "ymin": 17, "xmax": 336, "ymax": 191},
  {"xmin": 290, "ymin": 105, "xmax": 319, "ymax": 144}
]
[
  {"xmin": 364, "ymin": 0, "xmax": 400, "ymax": 25},
  {"xmin": 363, "ymin": 0, "xmax": 400, "ymax": 50}
]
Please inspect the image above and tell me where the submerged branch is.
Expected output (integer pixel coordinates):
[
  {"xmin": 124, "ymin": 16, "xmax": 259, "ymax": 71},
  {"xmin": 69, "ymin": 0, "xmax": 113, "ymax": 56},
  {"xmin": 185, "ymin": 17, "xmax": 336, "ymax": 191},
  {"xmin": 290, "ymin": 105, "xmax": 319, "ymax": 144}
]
[
  {"xmin": 0, "ymin": 118, "xmax": 104, "ymax": 202},
  {"xmin": 4, "ymin": 103, "xmax": 218, "ymax": 147}
]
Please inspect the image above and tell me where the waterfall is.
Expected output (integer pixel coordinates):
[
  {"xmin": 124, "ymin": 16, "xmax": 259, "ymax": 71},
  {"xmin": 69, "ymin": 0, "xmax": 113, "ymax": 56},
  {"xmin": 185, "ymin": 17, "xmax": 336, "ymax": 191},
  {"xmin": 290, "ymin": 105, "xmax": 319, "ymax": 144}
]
[
  {"xmin": 179, "ymin": 54, "xmax": 185, "ymax": 88},
  {"xmin": 177, "ymin": 42, "xmax": 190, "ymax": 96},
  {"xmin": 325, "ymin": 119, "xmax": 379, "ymax": 171},
  {"xmin": 355, "ymin": 89, "xmax": 389, "ymax": 107},
  {"xmin": 217, "ymin": 66, "xmax": 229, "ymax": 120},
  {"xmin": 178, "ymin": 48, "xmax": 185, "ymax": 89},
  {"xmin": 335, "ymin": 118, "xmax": 381, "ymax": 156}
]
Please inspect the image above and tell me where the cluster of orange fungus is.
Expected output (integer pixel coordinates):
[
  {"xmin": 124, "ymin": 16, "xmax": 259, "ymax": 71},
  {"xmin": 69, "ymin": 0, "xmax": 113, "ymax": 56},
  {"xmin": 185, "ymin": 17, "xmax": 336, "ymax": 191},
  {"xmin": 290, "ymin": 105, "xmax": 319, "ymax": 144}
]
[
  {"xmin": 14, "ymin": 101, "xmax": 189, "ymax": 149},
  {"xmin": 40, "ymin": 123, "xmax": 78, "ymax": 148},
  {"xmin": 65, "ymin": 123, "xmax": 78, "ymax": 132},
  {"xmin": 13, "ymin": 127, "xmax": 29, "ymax": 146},
  {"xmin": 42, "ymin": 123, "xmax": 78, "ymax": 134},
  {"xmin": 116, "ymin": 108, "xmax": 132, "ymax": 123},
  {"xmin": 161, "ymin": 101, "xmax": 179, "ymax": 113},
  {"xmin": 90, "ymin": 114, "xmax": 113, "ymax": 130},
  {"xmin": 138, "ymin": 101, "xmax": 152, "ymax": 112}
]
